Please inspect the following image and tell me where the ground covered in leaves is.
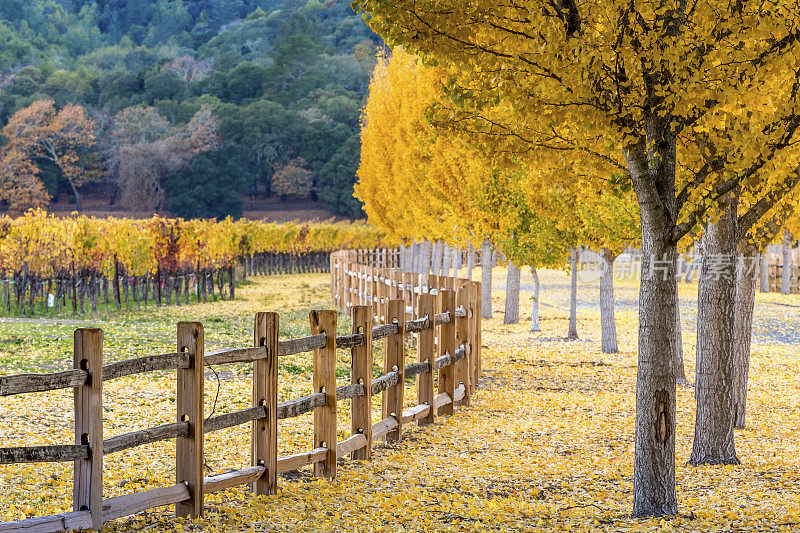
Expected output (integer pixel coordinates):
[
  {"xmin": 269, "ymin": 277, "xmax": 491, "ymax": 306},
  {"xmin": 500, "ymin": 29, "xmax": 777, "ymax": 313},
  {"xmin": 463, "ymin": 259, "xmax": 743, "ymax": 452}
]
[{"xmin": 1, "ymin": 269, "xmax": 800, "ymax": 531}]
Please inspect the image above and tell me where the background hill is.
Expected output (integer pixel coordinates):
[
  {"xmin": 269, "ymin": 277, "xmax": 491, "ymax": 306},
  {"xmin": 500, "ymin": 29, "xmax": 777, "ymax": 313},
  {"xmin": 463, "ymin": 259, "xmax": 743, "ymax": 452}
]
[{"xmin": 0, "ymin": 0, "xmax": 382, "ymax": 220}]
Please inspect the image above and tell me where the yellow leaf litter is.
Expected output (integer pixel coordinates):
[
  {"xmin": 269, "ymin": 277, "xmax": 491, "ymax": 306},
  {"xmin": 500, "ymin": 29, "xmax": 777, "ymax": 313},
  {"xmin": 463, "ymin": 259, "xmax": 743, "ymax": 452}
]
[{"xmin": 0, "ymin": 269, "xmax": 799, "ymax": 532}]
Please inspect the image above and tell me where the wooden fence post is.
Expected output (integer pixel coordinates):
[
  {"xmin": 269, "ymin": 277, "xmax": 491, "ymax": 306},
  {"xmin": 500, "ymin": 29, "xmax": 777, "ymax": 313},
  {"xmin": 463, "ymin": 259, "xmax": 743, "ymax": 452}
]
[
  {"xmin": 467, "ymin": 282, "xmax": 479, "ymax": 395},
  {"xmin": 375, "ymin": 269, "xmax": 385, "ymax": 323},
  {"xmin": 474, "ymin": 281, "xmax": 482, "ymax": 387},
  {"xmin": 343, "ymin": 263, "xmax": 352, "ymax": 312},
  {"xmin": 417, "ymin": 294, "xmax": 436, "ymax": 427},
  {"xmin": 384, "ymin": 299, "xmax": 406, "ymax": 442},
  {"xmin": 438, "ymin": 290, "xmax": 456, "ymax": 416},
  {"xmin": 252, "ymin": 312, "xmax": 278, "ymax": 495},
  {"xmin": 360, "ymin": 265, "xmax": 367, "ymax": 306},
  {"xmin": 176, "ymin": 322, "xmax": 204, "ymax": 518},
  {"xmin": 402, "ymin": 273, "xmax": 414, "ymax": 319},
  {"xmin": 73, "ymin": 328, "xmax": 103, "ymax": 530},
  {"xmin": 456, "ymin": 287, "xmax": 471, "ymax": 406},
  {"xmin": 351, "ymin": 305, "xmax": 373, "ymax": 460},
  {"xmin": 311, "ymin": 310, "xmax": 337, "ymax": 478}
]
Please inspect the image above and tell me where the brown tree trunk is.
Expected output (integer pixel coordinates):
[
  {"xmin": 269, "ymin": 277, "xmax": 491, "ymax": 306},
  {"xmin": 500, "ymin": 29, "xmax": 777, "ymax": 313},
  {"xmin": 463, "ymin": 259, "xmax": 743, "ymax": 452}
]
[
  {"xmin": 626, "ymin": 131, "xmax": 678, "ymax": 517},
  {"xmin": 113, "ymin": 257, "xmax": 121, "ymax": 310},
  {"xmin": 690, "ymin": 195, "xmax": 739, "ymax": 466},
  {"xmin": 567, "ymin": 247, "xmax": 578, "ymax": 340},
  {"xmin": 481, "ymin": 240, "xmax": 493, "ymax": 319},
  {"xmin": 733, "ymin": 248, "xmax": 758, "ymax": 429},
  {"xmin": 599, "ymin": 248, "xmax": 618, "ymax": 353},
  {"xmin": 504, "ymin": 262, "xmax": 520, "ymax": 324}
]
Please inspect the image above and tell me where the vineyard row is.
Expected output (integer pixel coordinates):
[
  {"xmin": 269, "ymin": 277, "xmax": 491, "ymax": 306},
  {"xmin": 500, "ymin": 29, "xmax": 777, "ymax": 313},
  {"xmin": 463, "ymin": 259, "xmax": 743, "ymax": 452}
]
[{"xmin": 0, "ymin": 210, "xmax": 388, "ymax": 315}]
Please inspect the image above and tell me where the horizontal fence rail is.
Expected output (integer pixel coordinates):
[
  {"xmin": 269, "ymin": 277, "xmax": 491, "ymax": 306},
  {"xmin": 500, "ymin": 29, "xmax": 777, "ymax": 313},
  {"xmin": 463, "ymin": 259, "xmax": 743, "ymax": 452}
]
[{"xmin": 0, "ymin": 248, "xmax": 482, "ymax": 533}]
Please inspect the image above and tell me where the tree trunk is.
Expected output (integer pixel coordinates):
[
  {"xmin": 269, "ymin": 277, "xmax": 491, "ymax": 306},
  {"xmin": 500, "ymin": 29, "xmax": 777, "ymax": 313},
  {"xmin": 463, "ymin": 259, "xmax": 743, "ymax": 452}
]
[
  {"xmin": 466, "ymin": 246, "xmax": 476, "ymax": 280},
  {"xmin": 781, "ymin": 230, "xmax": 793, "ymax": 295},
  {"xmin": 419, "ymin": 241, "xmax": 433, "ymax": 276},
  {"xmin": 599, "ymin": 249, "xmax": 618, "ymax": 353},
  {"xmin": 90, "ymin": 276, "xmax": 98, "ymax": 312},
  {"xmin": 432, "ymin": 240, "xmax": 443, "ymax": 276},
  {"xmin": 71, "ymin": 269, "xmax": 77, "ymax": 314},
  {"xmin": 410, "ymin": 241, "xmax": 419, "ymax": 274},
  {"xmin": 441, "ymin": 243, "xmax": 452, "ymax": 277},
  {"xmin": 733, "ymin": 249, "xmax": 758, "ymax": 429},
  {"xmin": 481, "ymin": 240, "xmax": 493, "ymax": 319},
  {"xmin": 229, "ymin": 266, "xmax": 235, "ymax": 299},
  {"xmin": 759, "ymin": 252, "xmax": 770, "ymax": 293},
  {"xmin": 68, "ymin": 177, "xmax": 83, "ymax": 211},
  {"xmin": 155, "ymin": 269, "xmax": 162, "ymax": 306},
  {"xmin": 626, "ymin": 131, "xmax": 678, "ymax": 517},
  {"xmin": 79, "ymin": 276, "xmax": 86, "ymax": 314},
  {"xmin": 452, "ymin": 248, "xmax": 462, "ymax": 278},
  {"xmin": 504, "ymin": 263, "xmax": 520, "ymax": 324},
  {"xmin": 568, "ymin": 247, "xmax": 578, "ymax": 340},
  {"xmin": 530, "ymin": 267, "xmax": 541, "ymax": 332},
  {"xmin": 690, "ymin": 196, "xmax": 739, "ymax": 466},
  {"xmin": 675, "ymin": 279, "xmax": 689, "ymax": 387},
  {"xmin": 113, "ymin": 258, "xmax": 121, "ymax": 310}
]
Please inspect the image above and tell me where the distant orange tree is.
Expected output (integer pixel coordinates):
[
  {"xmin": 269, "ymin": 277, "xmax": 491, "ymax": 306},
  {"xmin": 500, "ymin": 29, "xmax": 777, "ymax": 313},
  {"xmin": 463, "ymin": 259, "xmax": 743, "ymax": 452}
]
[
  {"xmin": 272, "ymin": 159, "xmax": 313, "ymax": 199},
  {"xmin": 0, "ymin": 100, "xmax": 97, "ymax": 212}
]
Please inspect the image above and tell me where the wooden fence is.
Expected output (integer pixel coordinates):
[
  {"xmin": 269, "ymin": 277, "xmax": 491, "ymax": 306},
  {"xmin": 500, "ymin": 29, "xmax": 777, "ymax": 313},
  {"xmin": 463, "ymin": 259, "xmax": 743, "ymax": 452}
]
[{"xmin": 0, "ymin": 249, "xmax": 481, "ymax": 533}]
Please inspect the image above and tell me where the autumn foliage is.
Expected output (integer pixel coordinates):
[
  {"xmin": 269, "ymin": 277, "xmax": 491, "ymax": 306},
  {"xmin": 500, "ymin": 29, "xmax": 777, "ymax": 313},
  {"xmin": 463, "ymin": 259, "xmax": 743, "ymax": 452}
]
[{"xmin": 0, "ymin": 100, "xmax": 96, "ymax": 212}]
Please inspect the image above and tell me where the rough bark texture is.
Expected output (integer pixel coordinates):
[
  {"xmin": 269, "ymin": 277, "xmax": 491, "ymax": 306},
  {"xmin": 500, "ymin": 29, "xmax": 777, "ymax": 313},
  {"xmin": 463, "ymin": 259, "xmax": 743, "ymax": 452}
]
[
  {"xmin": 733, "ymin": 249, "xmax": 758, "ymax": 429},
  {"xmin": 626, "ymin": 128, "xmax": 678, "ymax": 517},
  {"xmin": 419, "ymin": 241, "xmax": 433, "ymax": 276},
  {"xmin": 781, "ymin": 231, "xmax": 792, "ymax": 295},
  {"xmin": 481, "ymin": 240, "xmax": 492, "ymax": 319},
  {"xmin": 567, "ymin": 247, "xmax": 578, "ymax": 340},
  {"xmin": 441, "ymin": 243, "xmax": 452, "ymax": 277},
  {"xmin": 411, "ymin": 242, "xmax": 420, "ymax": 274},
  {"xmin": 759, "ymin": 252, "xmax": 770, "ymax": 293},
  {"xmin": 504, "ymin": 263, "xmax": 521, "ymax": 325},
  {"xmin": 599, "ymin": 249, "xmax": 618, "ymax": 353},
  {"xmin": 690, "ymin": 197, "xmax": 739, "ymax": 466},
  {"xmin": 432, "ymin": 240, "xmax": 444, "ymax": 276},
  {"xmin": 452, "ymin": 248, "xmax": 462, "ymax": 278},
  {"xmin": 530, "ymin": 267, "xmax": 541, "ymax": 332},
  {"xmin": 466, "ymin": 247, "xmax": 476, "ymax": 280}
]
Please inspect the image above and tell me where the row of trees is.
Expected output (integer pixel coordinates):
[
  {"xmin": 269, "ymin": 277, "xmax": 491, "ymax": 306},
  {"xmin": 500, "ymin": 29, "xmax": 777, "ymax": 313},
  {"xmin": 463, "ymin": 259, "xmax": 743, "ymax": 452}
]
[
  {"xmin": 353, "ymin": 1, "xmax": 800, "ymax": 514},
  {"xmin": 0, "ymin": 209, "xmax": 386, "ymax": 315},
  {"xmin": 0, "ymin": 1, "xmax": 381, "ymax": 218}
]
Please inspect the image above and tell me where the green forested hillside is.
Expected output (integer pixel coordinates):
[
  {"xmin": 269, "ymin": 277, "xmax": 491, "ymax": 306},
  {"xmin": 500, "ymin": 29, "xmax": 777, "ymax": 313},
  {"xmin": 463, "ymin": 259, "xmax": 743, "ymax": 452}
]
[{"xmin": 0, "ymin": 0, "xmax": 381, "ymax": 218}]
